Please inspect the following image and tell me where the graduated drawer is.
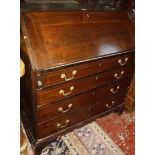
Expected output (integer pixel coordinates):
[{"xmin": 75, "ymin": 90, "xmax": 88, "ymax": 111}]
[
  {"xmin": 41, "ymin": 52, "xmax": 134, "ymax": 87},
  {"xmin": 87, "ymin": 93, "xmax": 125, "ymax": 116},
  {"xmin": 37, "ymin": 78, "xmax": 131, "ymax": 123},
  {"xmin": 37, "ymin": 91, "xmax": 95, "ymax": 123},
  {"xmin": 95, "ymin": 77, "xmax": 132, "ymax": 97},
  {"xmin": 37, "ymin": 93, "xmax": 125, "ymax": 139},
  {"xmin": 37, "ymin": 64, "xmax": 134, "ymax": 106}
]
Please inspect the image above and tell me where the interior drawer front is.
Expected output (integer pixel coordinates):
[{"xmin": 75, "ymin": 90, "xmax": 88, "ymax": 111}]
[
  {"xmin": 37, "ymin": 109, "xmax": 90, "ymax": 139},
  {"xmin": 37, "ymin": 91, "xmax": 95, "ymax": 123},
  {"xmin": 37, "ymin": 64, "xmax": 134, "ymax": 106},
  {"xmin": 42, "ymin": 52, "xmax": 134, "ymax": 87}
]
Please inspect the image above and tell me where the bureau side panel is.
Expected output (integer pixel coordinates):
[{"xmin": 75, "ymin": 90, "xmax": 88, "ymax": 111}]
[{"xmin": 20, "ymin": 29, "xmax": 38, "ymax": 142}]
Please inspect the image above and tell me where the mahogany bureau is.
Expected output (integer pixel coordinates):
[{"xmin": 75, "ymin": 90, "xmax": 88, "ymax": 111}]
[{"xmin": 20, "ymin": 10, "xmax": 135, "ymax": 154}]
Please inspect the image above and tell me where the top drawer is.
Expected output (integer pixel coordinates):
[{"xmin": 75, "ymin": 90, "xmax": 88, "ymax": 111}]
[{"xmin": 40, "ymin": 52, "xmax": 134, "ymax": 88}]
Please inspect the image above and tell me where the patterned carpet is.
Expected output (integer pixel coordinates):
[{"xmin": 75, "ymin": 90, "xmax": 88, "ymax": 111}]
[{"xmin": 27, "ymin": 112, "xmax": 135, "ymax": 155}]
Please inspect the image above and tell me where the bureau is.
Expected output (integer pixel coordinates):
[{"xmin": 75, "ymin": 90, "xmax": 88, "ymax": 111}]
[{"xmin": 20, "ymin": 10, "xmax": 135, "ymax": 154}]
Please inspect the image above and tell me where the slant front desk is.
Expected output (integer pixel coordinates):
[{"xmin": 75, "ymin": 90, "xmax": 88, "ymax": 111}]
[{"xmin": 20, "ymin": 10, "xmax": 135, "ymax": 154}]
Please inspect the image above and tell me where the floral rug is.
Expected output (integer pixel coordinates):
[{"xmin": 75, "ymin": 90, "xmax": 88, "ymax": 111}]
[{"xmin": 27, "ymin": 112, "xmax": 135, "ymax": 155}]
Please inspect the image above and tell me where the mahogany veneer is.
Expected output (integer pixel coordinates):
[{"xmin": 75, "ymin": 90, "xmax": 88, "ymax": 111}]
[{"xmin": 20, "ymin": 10, "xmax": 134, "ymax": 154}]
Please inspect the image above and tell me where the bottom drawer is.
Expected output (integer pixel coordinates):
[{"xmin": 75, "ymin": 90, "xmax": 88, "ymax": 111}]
[
  {"xmin": 37, "ymin": 93, "xmax": 125, "ymax": 139},
  {"xmin": 37, "ymin": 108, "xmax": 90, "ymax": 139}
]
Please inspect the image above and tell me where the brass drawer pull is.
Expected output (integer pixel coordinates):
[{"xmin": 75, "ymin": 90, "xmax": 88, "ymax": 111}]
[
  {"xmin": 106, "ymin": 100, "xmax": 115, "ymax": 108},
  {"xmin": 59, "ymin": 86, "xmax": 74, "ymax": 96},
  {"xmin": 58, "ymin": 104, "xmax": 72, "ymax": 113},
  {"xmin": 118, "ymin": 58, "xmax": 128, "ymax": 66},
  {"xmin": 114, "ymin": 71, "xmax": 124, "ymax": 79},
  {"xmin": 61, "ymin": 70, "xmax": 77, "ymax": 81},
  {"xmin": 37, "ymin": 80, "xmax": 43, "ymax": 87},
  {"xmin": 96, "ymin": 76, "xmax": 99, "ymax": 80},
  {"xmin": 86, "ymin": 13, "xmax": 90, "ymax": 18},
  {"xmin": 98, "ymin": 63, "xmax": 102, "ymax": 67},
  {"xmin": 110, "ymin": 86, "xmax": 120, "ymax": 93},
  {"xmin": 57, "ymin": 120, "xmax": 69, "ymax": 128}
]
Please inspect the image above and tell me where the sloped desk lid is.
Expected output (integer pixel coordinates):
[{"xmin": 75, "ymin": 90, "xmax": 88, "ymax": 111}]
[{"xmin": 21, "ymin": 11, "xmax": 134, "ymax": 70}]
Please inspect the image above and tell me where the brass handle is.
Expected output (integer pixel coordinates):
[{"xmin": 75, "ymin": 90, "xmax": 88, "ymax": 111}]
[
  {"xmin": 118, "ymin": 58, "xmax": 128, "ymax": 66},
  {"xmin": 37, "ymin": 81, "xmax": 43, "ymax": 87},
  {"xmin": 114, "ymin": 71, "xmax": 124, "ymax": 79},
  {"xmin": 86, "ymin": 13, "xmax": 90, "ymax": 18},
  {"xmin": 110, "ymin": 86, "xmax": 120, "ymax": 93},
  {"xmin": 57, "ymin": 120, "xmax": 69, "ymax": 128},
  {"xmin": 106, "ymin": 100, "xmax": 115, "ymax": 108},
  {"xmin": 61, "ymin": 70, "xmax": 77, "ymax": 81},
  {"xmin": 58, "ymin": 104, "xmax": 72, "ymax": 113},
  {"xmin": 98, "ymin": 63, "xmax": 102, "ymax": 67},
  {"xmin": 59, "ymin": 86, "xmax": 74, "ymax": 96}
]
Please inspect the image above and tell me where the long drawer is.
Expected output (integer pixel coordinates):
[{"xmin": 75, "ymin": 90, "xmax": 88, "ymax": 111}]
[
  {"xmin": 37, "ymin": 93, "xmax": 125, "ymax": 139},
  {"xmin": 37, "ymin": 77, "xmax": 131, "ymax": 123},
  {"xmin": 37, "ymin": 64, "xmax": 134, "ymax": 106},
  {"xmin": 42, "ymin": 52, "xmax": 134, "ymax": 87}
]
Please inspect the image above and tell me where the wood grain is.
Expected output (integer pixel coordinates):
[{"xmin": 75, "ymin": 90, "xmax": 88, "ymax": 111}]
[{"xmin": 22, "ymin": 11, "xmax": 134, "ymax": 70}]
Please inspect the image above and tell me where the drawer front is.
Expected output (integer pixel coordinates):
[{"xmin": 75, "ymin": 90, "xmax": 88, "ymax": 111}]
[
  {"xmin": 37, "ymin": 93, "xmax": 125, "ymax": 139},
  {"xmin": 37, "ymin": 64, "xmax": 134, "ymax": 105},
  {"xmin": 37, "ymin": 78, "xmax": 131, "ymax": 123},
  {"xmin": 43, "ymin": 60, "xmax": 101, "ymax": 87},
  {"xmin": 42, "ymin": 52, "xmax": 134, "ymax": 87},
  {"xmin": 101, "ymin": 52, "xmax": 134, "ymax": 72},
  {"xmin": 37, "ymin": 75, "xmax": 97, "ymax": 106},
  {"xmin": 88, "ymin": 93, "xmax": 125, "ymax": 116},
  {"xmin": 95, "ymin": 77, "xmax": 132, "ymax": 97},
  {"xmin": 96, "ymin": 63, "xmax": 134, "ymax": 85},
  {"xmin": 37, "ymin": 91, "xmax": 95, "ymax": 123},
  {"xmin": 37, "ymin": 108, "xmax": 90, "ymax": 139}
]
